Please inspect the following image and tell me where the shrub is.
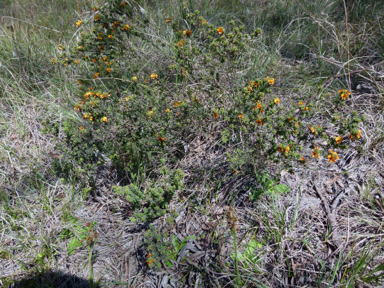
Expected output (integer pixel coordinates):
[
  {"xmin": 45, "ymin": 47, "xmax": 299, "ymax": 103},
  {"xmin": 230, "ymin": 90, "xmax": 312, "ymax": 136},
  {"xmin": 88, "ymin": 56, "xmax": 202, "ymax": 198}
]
[{"xmin": 50, "ymin": 0, "xmax": 365, "ymax": 220}]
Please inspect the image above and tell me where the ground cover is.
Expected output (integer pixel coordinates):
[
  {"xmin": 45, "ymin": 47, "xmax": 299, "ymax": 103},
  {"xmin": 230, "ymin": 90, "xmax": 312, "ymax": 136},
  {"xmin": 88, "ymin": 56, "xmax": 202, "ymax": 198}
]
[{"xmin": 1, "ymin": 0, "xmax": 384, "ymax": 287}]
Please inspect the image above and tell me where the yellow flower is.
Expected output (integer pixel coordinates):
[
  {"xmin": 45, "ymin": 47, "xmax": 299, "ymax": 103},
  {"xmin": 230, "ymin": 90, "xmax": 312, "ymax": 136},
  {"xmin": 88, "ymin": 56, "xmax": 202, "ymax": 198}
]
[
  {"xmin": 165, "ymin": 109, "xmax": 170, "ymax": 113},
  {"xmin": 108, "ymin": 34, "xmax": 112, "ymax": 38},
  {"xmin": 285, "ymin": 146, "xmax": 290, "ymax": 154},
  {"xmin": 93, "ymin": 73, "xmax": 100, "ymax": 79},
  {"xmin": 150, "ymin": 73, "xmax": 158, "ymax": 80},
  {"xmin": 132, "ymin": 76, "xmax": 138, "ymax": 81},
  {"xmin": 327, "ymin": 150, "xmax": 339, "ymax": 163},
  {"xmin": 312, "ymin": 146, "xmax": 320, "ymax": 159},
  {"xmin": 300, "ymin": 156, "xmax": 306, "ymax": 163},
  {"xmin": 75, "ymin": 20, "xmax": 82, "ymax": 27},
  {"xmin": 125, "ymin": 96, "xmax": 129, "ymax": 102},
  {"xmin": 58, "ymin": 44, "xmax": 62, "ymax": 51},
  {"xmin": 83, "ymin": 113, "xmax": 89, "ymax": 119},
  {"xmin": 107, "ymin": 68, "xmax": 111, "ymax": 73},
  {"xmin": 305, "ymin": 107, "xmax": 309, "ymax": 111},
  {"xmin": 268, "ymin": 78, "xmax": 275, "ymax": 85},
  {"xmin": 75, "ymin": 60, "xmax": 79, "ymax": 64},
  {"xmin": 122, "ymin": 24, "xmax": 130, "ymax": 31},
  {"xmin": 335, "ymin": 136, "xmax": 342, "ymax": 144},
  {"xmin": 350, "ymin": 130, "xmax": 361, "ymax": 140},
  {"xmin": 77, "ymin": 46, "xmax": 83, "ymax": 50},
  {"xmin": 356, "ymin": 130, "xmax": 361, "ymax": 139},
  {"xmin": 339, "ymin": 89, "xmax": 351, "ymax": 100},
  {"xmin": 309, "ymin": 126, "xmax": 317, "ymax": 135},
  {"xmin": 217, "ymin": 27, "xmax": 224, "ymax": 34},
  {"xmin": 274, "ymin": 98, "xmax": 280, "ymax": 105},
  {"xmin": 89, "ymin": 116, "xmax": 94, "ymax": 122},
  {"xmin": 148, "ymin": 110, "xmax": 153, "ymax": 119},
  {"xmin": 102, "ymin": 116, "xmax": 108, "ymax": 122},
  {"xmin": 298, "ymin": 101, "xmax": 305, "ymax": 106},
  {"xmin": 102, "ymin": 56, "xmax": 107, "ymax": 62}
]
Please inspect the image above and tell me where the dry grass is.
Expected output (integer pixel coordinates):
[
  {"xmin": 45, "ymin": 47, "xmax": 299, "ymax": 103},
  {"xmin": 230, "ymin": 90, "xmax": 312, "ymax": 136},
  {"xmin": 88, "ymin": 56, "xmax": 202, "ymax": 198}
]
[{"xmin": 1, "ymin": 0, "xmax": 384, "ymax": 287}]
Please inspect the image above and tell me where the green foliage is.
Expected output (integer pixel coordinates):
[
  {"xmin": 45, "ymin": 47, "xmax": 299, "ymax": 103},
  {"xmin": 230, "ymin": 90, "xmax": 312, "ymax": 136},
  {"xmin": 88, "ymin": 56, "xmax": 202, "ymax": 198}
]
[
  {"xmin": 51, "ymin": 0, "xmax": 366, "ymax": 215},
  {"xmin": 58, "ymin": 214, "xmax": 98, "ymax": 255},
  {"xmin": 113, "ymin": 168, "xmax": 184, "ymax": 223},
  {"xmin": 230, "ymin": 238, "xmax": 263, "ymax": 272}
]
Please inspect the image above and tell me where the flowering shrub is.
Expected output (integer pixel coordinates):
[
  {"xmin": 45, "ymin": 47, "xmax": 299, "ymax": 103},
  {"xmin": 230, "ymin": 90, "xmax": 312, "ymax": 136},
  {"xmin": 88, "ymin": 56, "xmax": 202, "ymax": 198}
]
[{"xmin": 49, "ymin": 0, "xmax": 365, "ymax": 219}]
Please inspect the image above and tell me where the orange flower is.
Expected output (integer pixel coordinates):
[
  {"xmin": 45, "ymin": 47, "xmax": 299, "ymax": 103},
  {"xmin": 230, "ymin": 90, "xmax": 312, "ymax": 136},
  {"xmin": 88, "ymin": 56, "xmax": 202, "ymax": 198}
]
[
  {"xmin": 107, "ymin": 68, "xmax": 111, "ymax": 73},
  {"xmin": 274, "ymin": 98, "xmax": 280, "ymax": 105},
  {"xmin": 350, "ymin": 130, "xmax": 361, "ymax": 140},
  {"xmin": 300, "ymin": 156, "xmax": 306, "ymax": 163},
  {"xmin": 312, "ymin": 146, "xmax": 320, "ymax": 159},
  {"xmin": 93, "ymin": 73, "xmax": 100, "ymax": 79},
  {"xmin": 238, "ymin": 113, "xmax": 244, "ymax": 119},
  {"xmin": 338, "ymin": 89, "xmax": 351, "ymax": 100},
  {"xmin": 78, "ymin": 80, "xmax": 82, "ymax": 85},
  {"xmin": 285, "ymin": 146, "xmax": 290, "ymax": 154},
  {"xmin": 166, "ymin": 17, "xmax": 172, "ymax": 23},
  {"xmin": 121, "ymin": 1, "xmax": 127, "ymax": 6},
  {"xmin": 108, "ymin": 34, "xmax": 112, "ymax": 38},
  {"xmin": 114, "ymin": 21, "xmax": 119, "ymax": 26},
  {"xmin": 122, "ymin": 24, "xmax": 130, "ymax": 31},
  {"xmin": 256, "ymin": 118, "xmax": 264, "ymax": 125},
  {"xmin": 51, "ymin": 58, "xmax": 57, "ymax": 64},
  {"xmin": 83, "ymin": 113, "xmax": 89, "ymax": 119},
  {"xmin": 165, "ymin": 109, "xmax": 170, "ymax": 113},
  {"xmin": 183, "ymin": 30, "xmax": 192, "ymax": 36},
  {"xmin": 102, "ymin": 116, "xmax": 108, "ymax": 122},
  {"xmin": 335, "ymin": 136, "xmax": 342, "ymax": 144},
  {"xmin": 256, "ymin": 102, "xmax": 262, "ymax": 109},
  {"xmin": 305, "ymin": 107, "xmax": 309, "ymax": 111},
  {"xmin": 278, "ymin": 145, "xmax": 284, "ymax": 152},
  {"xmin": 158, "ymin": 136, "xmax": 165, "ymax": 142},
  {"xmin": 214, "ymin": 113, "xmax": 219, "ymax": 119},
  {"xmin": 150, "ymin": 73, "xmax": 158, "ymax": 80},
  {"xmin": 102, "ymin": 56, "xmax": 107, "ymax": 62},
  {"xmin": 268, "ymin": 78, "xmax": 275, "ymax": 85},
  {"xmin": 217, "ymin": 27, "xmax": 224, "ymax": 34},
  {"xmin": 89, "ymin": 116, "xmax": 94, "ymax": 122},
  {"xmin": 58, "ymin": 44, "xmax": 62, "ymax": 51},
  {"xmin": 327, "ymin": 150, "xmax": 339, "ymax": 163},
  {"xmin": 91, "ymin": 58, "xmax": 97, "ymax": 63},
  {"xmin": 93, "ymin": 7, "xmax": 98, "ymax": 11},
  {"xmin": 94, "ymin": 14, "xmax": 99, "ymax": 21},
  {"xmin": 298, "ymin": 101, "xmax": 305, "ymax": 106},
  {"xmin": 75, "ymin": 20, "xmax": 82, "ymax": 27},
  {"xmin": 79, "ymin": 126, "xmax": 84, "ymax": 130},
  {"xmin": 174, "ymin": 102, "xmax": 182, "ymax": 107},
  {"xmin": 309, "ymin": 126, "xmax": 317, "ymax": 135},
  {"xmin": 178, "ymin": 39, "xmax": 185, "ymax": 46},
  {"xmin": 253, "ymin": 82, "xmax": 258, "ymax": 88},
  {"xmin": 75, "ymin": 60, "xmax": 79, "ymax": 64}
]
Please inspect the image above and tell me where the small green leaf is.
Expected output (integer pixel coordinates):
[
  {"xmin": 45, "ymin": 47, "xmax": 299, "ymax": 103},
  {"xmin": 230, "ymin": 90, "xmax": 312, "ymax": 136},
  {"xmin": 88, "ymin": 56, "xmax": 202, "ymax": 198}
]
[{"xmin": 268, "ymin": 184, "xmax": 290, "ymax": 194}]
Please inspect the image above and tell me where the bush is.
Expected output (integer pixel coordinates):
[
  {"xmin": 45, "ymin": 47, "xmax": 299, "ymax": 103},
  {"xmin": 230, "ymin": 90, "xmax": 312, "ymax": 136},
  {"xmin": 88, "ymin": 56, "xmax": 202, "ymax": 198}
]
[{"xmin": 51, "ymin": 0, "xmax": 365, "ymax": 221}]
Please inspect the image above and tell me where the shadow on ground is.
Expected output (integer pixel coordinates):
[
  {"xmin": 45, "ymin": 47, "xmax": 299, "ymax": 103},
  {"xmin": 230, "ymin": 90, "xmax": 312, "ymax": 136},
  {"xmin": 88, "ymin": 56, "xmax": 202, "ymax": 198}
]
[{"xmin": 8, "ymin": 271, "xmax": 100, "ymax": 288}]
